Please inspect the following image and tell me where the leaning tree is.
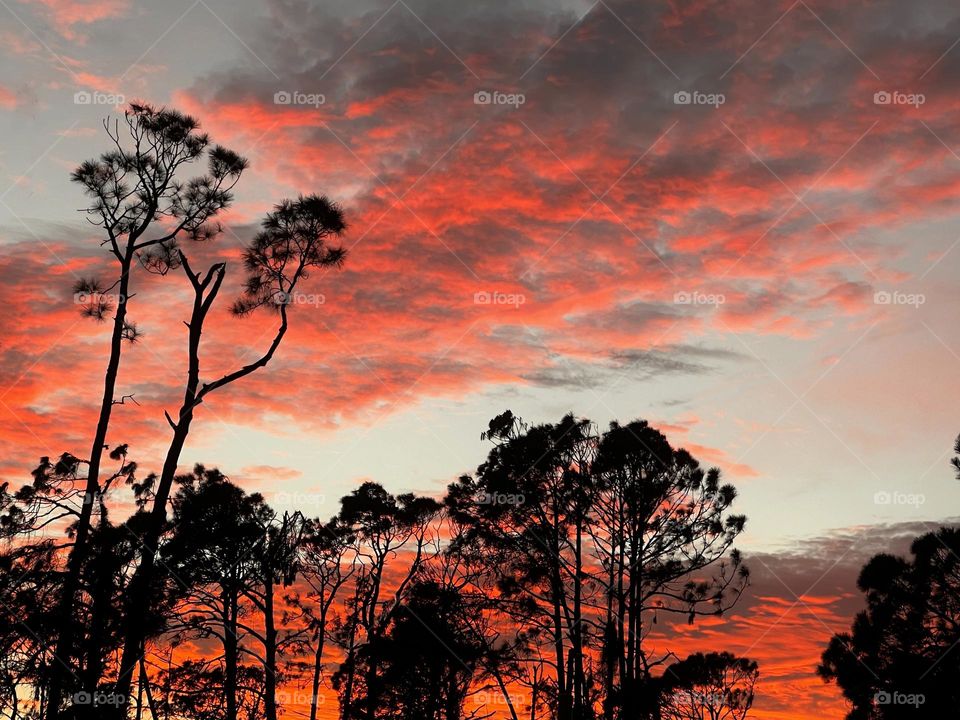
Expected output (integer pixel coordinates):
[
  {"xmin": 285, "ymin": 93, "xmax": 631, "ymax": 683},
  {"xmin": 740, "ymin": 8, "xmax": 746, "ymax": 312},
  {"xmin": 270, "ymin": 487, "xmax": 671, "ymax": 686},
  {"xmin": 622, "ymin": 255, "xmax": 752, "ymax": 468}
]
[
  {"xmin": 42, "ymin": 101, "xmax": 247, "ymax": 718},
  {"xmin": 111, "ymin": 194, "xmax": 347, "ymax": 714}
]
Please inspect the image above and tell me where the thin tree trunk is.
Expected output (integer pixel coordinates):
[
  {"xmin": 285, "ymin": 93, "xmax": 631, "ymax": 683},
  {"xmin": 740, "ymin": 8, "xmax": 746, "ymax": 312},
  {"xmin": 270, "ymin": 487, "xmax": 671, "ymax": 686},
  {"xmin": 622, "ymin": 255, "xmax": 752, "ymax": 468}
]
[
  {"xmin": 341, "ymin": 609, "xmax": 360, "ymax": 720},
  {"xmin": 308, "ymin": 606, "xmax": 329, "ymax": 720},
  {"xmin": 224, "ymin": 590, "xmax": 239, "ymax": 720},
  {"xmin": 135, "ymin": 656, "xmax": 144, "ymax": 720},
  {"xmin": 572, "ymin": 515, "xmax": 584, "ymax": 720},
  {"xmin": 115, "ymin": 253, "xmax": 292, "ymax": 713},
  {"xmin": 491, "ymin": 669, "xmax": 519, "ymax": 720},
  {"xmin": 82, "ymin": 525, "xmax": 116, "ymax": 697},
  {"xmin": 113, "ymin": 260, "xmax": 223, "ymax": 711},
  {"xmin": 113, "ymin": 417, "xmax": 193, "ymax": 709},
  {"xmin": 363, "ymin": 636, "xmax": 378, "ymax": 720},
  {"xmin": 47, "ymin": 259, "xmax": 132, "ymax": 718},
  {"xmin": 263, "ymin": 571, "xmax": 278, "ymax": 720},
  {"xmin": 552, "ymin": 575, "xmax": 569, "ymax": 720},
  {"xmin": 139, "ymin": 655, "xmax": 160, "ymax": 720}
]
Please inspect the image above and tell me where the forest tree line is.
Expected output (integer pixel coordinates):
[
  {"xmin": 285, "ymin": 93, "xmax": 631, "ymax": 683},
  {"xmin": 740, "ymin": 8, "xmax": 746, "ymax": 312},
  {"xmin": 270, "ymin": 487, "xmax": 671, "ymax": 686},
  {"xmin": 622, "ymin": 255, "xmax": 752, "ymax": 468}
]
[{"xmin": 0, "ymin": 406, "xmax": 758, "ymax": 720}]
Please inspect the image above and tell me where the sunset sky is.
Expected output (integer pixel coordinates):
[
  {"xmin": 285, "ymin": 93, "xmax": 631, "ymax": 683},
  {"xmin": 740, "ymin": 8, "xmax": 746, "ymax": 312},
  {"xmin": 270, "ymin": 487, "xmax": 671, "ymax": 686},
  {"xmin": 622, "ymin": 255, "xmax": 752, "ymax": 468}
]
[{"xmin": 2, "ymin": 0, "xmax": 960, "ymax": 716}]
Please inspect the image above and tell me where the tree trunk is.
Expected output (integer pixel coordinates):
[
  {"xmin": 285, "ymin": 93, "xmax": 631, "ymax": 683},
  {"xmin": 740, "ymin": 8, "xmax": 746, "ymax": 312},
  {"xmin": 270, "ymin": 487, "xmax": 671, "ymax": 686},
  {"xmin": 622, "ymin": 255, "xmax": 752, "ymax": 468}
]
[
  {"xmin": 553, "ymin": 600, "xmax": 569, "ymax": 720},
  {"xmin": 551, "ymin": 552, "xmax": 569, "ymax": 720},
  {"xmin": 113, "ymin": 260, "xmax": 221, "ymax": 713},
  {"xmin": 134, "ymin": 659, "xmax": 143, "ymax": 720},
  {"xmin": 224, "ymin": 590, "xmax": 239, "ymax": 720},
  {"xmin": 47, "ymin": 259, "xmax": 132, "ymax": 719},
  {"xmin": 308, "ymin": 606, "xmax": 328, "ymax": 720},
  {"xmin": 491, "ymin": 669, "xmax": 519, "ymax": 720},
  {"xmin": 572, "ymin": 516, "xmax": 585, "ymax": 720},
  {"xmin": 82, "ymin": 526, "xmax": 116, "ymax": 697},
  {"xmin": 113, "ymin": 416, "xmax": 192, "ymax": 710},
  {"xmin": 263, "ymin": 571, "xmax": 278, "ymax": 720},
  {"xmin": 364, "ymin": 637, "xmax": 378, "ymax": 720},
  {"xmin": 341, "ymin": 613, "xmax": 359, "ymax": 720},
  {"xmin": 139, "ymin": 655, "xmax": 160, "ymax": 720}
]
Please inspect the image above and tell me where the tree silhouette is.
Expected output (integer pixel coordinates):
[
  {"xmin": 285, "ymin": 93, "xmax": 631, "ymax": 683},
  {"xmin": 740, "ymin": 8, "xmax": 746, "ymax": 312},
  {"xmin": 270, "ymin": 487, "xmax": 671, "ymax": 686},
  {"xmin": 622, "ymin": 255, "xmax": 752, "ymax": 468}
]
[
  {"xmin": 162, "ymin": 466, "xmax": 267, "ymax": 720},
  {"xmin": 659, "ymin": 652, "xmax": 758, "ymax": 720},
  {"xmin": 47, "ymin": 103, "xmax": 246, "ymax": 719},
  {"xmin": 111, "ymin": 194, "xmax": 346, "ymax": 713},
  {"xmin": 0, "ymin": 540, "xmax": 60, "ymax": 717},
  {"xmin": 293, "ymin": 518, "xmax": 357, "ymax": 720},
  {"xmin": 157, "ymin": 659, "xmax": 266, "ymax": 720},
  {"xmin": 331, "ymin": 482, "xmax": 442, "ymax": 720},
  {"xmin": 818, "ymin": 527, "xmax": 960, "ymax": 718},
  {"xmin": 366, "ymin": 579, "xmax": 487, "ymax": 720},
  {"xmin": 447, "ymin": 412, "xmax": 597, "ymax": 720},
  {"xmin": 0, "ymin": 448, "xmax": 143, "ymax": 718},
  {"xmin": 430, "ymin": 512, "xmax": 534, "ymax": 720},
  {"xmin": 243, "ymin": 508, "xmax": 306, "ymax": 720},
  {"xmin": 446, "ymin": 411, "xmax": 750, "ymax": 720},
  {"xmin": 590, "ymin": 420, "xmax": 748, "ymax": 718},
  {"xmin": 3, "ymin": 399, "xmax": 761, "ymax": 720},
  {"xmin": 141, "ymin": 468, "xmax": 311, "ymax": 720}
]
